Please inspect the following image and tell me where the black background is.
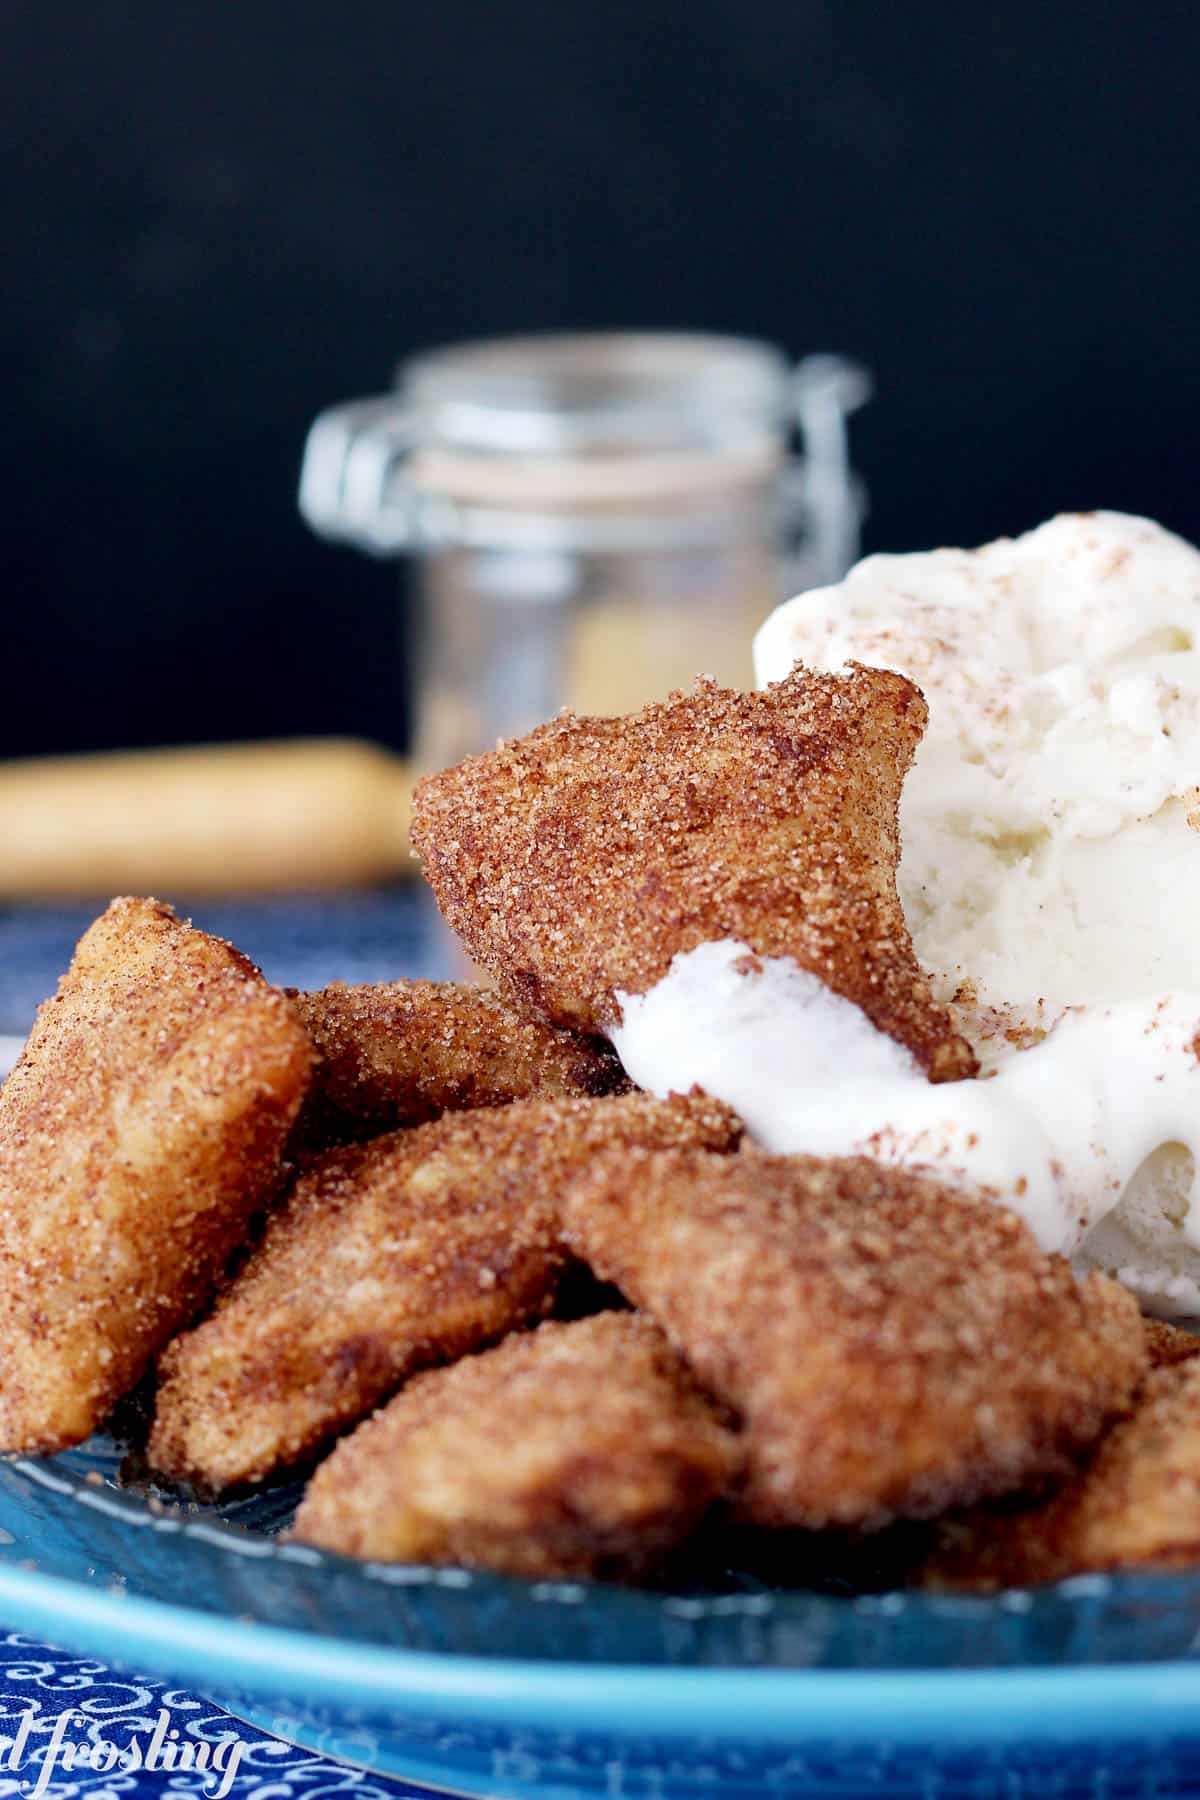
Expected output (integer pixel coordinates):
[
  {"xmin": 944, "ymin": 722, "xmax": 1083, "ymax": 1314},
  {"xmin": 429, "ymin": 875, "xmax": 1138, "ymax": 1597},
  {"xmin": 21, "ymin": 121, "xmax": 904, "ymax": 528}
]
[{"xmin": 4, "ymin": 0, "xmax": 1198, "ymax": 758}]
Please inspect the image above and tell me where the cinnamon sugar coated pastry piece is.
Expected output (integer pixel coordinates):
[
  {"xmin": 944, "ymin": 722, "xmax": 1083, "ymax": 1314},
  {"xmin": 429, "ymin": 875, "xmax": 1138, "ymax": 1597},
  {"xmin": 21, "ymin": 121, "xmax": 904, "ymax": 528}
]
[
  {"xmin": 922, "ymin": 1360, "xmax": 1200, "ymax": 1589},
  {"xmin": 1143, "ymin": 1316, "xmax": 1200, "ymax": 1370},
  {"xmin": 149, "ymin": 1090, "xmax": 741, "ymax": 1491},
  {"xmin": 291, "ymin": 1312, "xmax": 740, "ymax": 1579},
  {"xmin": 0, "ymin": 897, "xmax": 312, "ymax": 1452},
  {"xmin": 411, "ymin": 667, "xmax": 976, "ymax": 1081},
  {"xmin": 289, "ymin": 978, "xmax": 626, "ymax": 1148},
  {"xmin": 562, "ymin": 1145, "xmax": 1146, "ymax": 1531}
]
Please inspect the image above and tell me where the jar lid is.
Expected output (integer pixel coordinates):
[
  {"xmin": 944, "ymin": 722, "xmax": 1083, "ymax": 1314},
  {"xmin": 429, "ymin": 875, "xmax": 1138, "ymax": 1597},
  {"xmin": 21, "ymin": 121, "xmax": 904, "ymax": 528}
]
[
  {"xmin": 299, "ymin": 334, "xmax": 869, "ymax": 562},
  {"xmin": 396, "ymin": 332, "xmax": 792, "ymax": 459}
]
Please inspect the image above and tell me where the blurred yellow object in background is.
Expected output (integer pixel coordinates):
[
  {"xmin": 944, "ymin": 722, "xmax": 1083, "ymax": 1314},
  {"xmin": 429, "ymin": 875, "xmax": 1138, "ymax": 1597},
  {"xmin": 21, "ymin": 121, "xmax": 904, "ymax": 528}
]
[
  {"xmin": 565, "ymin": 589, "xmax": 772, "ymax": 716},
  {"xmin": 0, "ymin": 740, "xmax": 414, "ymax": 897}
]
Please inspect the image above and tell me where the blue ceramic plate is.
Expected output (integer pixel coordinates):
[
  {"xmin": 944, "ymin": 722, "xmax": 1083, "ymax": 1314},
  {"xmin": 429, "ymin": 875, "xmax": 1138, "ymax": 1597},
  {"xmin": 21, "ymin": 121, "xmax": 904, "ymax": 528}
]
[{"xmin": 4, "ymin": 1438, "xmax": 1200, "ymax": 1797}]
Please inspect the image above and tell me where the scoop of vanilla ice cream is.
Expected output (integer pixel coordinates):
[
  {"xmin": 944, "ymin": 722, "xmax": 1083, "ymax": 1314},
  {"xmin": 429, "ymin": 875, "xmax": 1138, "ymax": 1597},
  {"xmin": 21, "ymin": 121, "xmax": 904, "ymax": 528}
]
[
  {"xmin": 747, "ymin": 510, "xmax": 1200, "ymax": 1314},
  {"xmin": 753, "ymin": 510, "xmax": 1200, "ymax": 1011}
]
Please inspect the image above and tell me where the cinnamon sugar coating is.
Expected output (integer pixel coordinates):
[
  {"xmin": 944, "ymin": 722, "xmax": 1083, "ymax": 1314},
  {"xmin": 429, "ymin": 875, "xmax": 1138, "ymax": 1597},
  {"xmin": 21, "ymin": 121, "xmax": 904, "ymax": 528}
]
[
  {"xmin": 0, "ymin": 897, "xmax": 312, "ymax": 1452},
  {"xmin": 148, "ymin": 1090, "xmax": 741, "ymax": 1492},
  {"xmin": 1143, "ymin": 1316, "xmax": 1200, "ymax": 1370},
  {"xmin": 923, "ymin": 1359, "xmax": 1200, "ymax": 1589},
  {"xmin": 291, "ymin": 1312, "xmax": 740, "ymax": 1579},
  {"xmin": 290, "ymin": 978, "xmax": 626, "ymax": 1149},
  {"xmin": 562, "ymin": 1145, "xmax": 1146, "ymax": 1531},
  {"xmin": 411, "ymin": 666, "xmax": 976, "ymax": 1081}
]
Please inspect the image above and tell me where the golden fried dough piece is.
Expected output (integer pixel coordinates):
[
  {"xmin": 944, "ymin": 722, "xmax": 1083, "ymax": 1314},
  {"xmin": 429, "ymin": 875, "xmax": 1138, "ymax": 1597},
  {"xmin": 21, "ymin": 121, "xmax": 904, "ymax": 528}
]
[
  {"xmin": 411, "ymin": 666, "xmax": 976, "ymax": 1082},
  {"xmin": 0, "ymin": 897, "xmax": 312, "ymax": 1452},
  {"xmin": 562, "ymin": 1146, "xmax": 1146, "ymax": 1531},
  {"xmin": 290, "ymin": 978, "xmax": 626, "ymax": 1147},
  {"xmin": 923, "ymin": 1361, "xmax": 1200, "ymax": 1590},
  {"xmin": 149, "ymin": 1091, "xmax": 741, "ymax": 1491},
  {"xmin": 292, "ymin": 1312, "xmax": 740, "ymax": 1579},
  {"xmin": 1143, "ymin": 1316, "xmax": 1200, "ymax": 1369}
]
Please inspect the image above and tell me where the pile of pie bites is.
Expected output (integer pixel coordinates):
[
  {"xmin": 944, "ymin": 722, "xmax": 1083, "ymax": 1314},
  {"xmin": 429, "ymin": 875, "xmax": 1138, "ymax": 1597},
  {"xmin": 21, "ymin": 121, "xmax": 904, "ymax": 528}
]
[{"xmin": 0, "ymin": 665, "xmax": 1195, "ymax": 1593}]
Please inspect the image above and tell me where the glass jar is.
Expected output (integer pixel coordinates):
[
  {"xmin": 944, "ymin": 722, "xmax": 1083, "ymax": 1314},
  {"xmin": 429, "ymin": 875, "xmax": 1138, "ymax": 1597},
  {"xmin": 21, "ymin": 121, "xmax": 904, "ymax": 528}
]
[{"xmin": 299, "ymin": 332, "xmax": 869, "ymax": 776}]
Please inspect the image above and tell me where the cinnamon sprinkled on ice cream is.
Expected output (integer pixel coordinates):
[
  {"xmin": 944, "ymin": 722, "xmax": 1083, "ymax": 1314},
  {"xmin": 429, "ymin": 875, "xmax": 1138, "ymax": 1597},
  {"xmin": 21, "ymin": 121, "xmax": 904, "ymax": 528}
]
[
  {"xmin": 751, "ymin": 510, "xmax": 1200, "ymax": 1312},
  {"xmin": 755, "ymin": 510, "xmax": 1200, "ymax": 1015}
]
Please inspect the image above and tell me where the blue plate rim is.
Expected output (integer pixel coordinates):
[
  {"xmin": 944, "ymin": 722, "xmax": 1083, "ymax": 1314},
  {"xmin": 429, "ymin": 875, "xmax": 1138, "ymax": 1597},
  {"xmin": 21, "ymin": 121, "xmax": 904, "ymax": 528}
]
[{"xmin": 5, "ymin": 1558, "xmax": 1200, "ymax": 1747}]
